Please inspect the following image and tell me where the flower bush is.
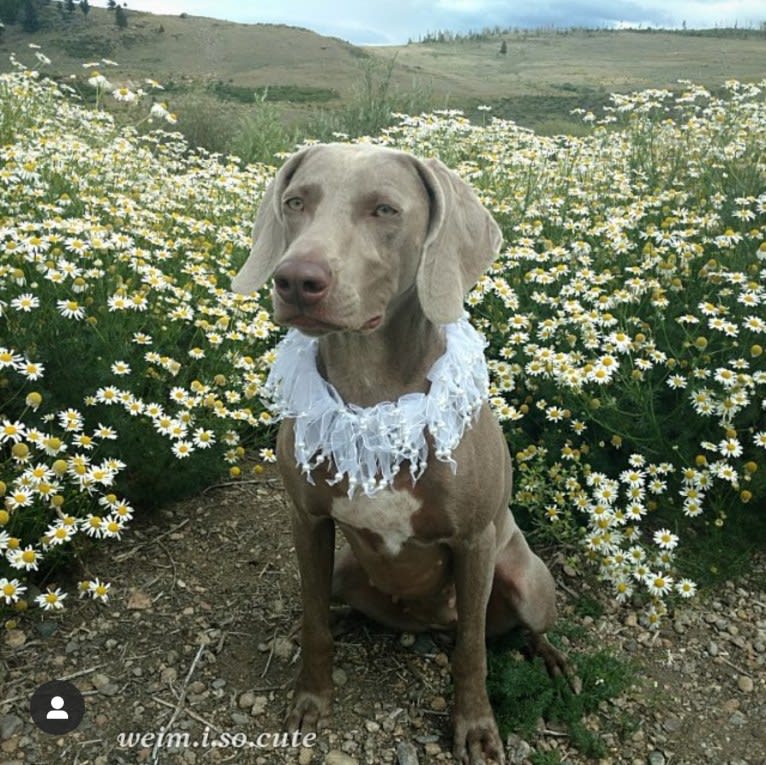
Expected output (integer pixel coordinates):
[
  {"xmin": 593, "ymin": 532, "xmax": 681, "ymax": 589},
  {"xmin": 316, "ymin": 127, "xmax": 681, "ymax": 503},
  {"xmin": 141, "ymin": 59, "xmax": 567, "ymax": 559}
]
[
  {"xmin": 381, "ymin": 81, "xmax": 766, "ymax": 625},
  {"xmin": 1, "ymin": 52, "xmax": 277, "ymax": 613},
  {"xmin": 1, "ymin": 47, "xmax": 764, "ymax": 624}
]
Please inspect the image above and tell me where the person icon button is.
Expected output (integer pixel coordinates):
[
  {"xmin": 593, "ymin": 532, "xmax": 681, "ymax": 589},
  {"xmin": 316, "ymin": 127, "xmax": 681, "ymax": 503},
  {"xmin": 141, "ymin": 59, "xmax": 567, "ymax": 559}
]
[
  {"xmin": 46, "ymin": 695, "xmax": 69, "ymax": 720},
  {"xmin": 30, "ymin": 680, "xmax": 84, "ymax": 734}
]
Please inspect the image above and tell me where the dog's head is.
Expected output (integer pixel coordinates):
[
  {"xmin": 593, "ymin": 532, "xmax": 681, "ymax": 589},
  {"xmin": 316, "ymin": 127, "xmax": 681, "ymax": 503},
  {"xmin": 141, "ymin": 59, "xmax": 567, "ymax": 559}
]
[{"xmin": 232, "ymin": 143, "xmax": 502, "ymax": 333}]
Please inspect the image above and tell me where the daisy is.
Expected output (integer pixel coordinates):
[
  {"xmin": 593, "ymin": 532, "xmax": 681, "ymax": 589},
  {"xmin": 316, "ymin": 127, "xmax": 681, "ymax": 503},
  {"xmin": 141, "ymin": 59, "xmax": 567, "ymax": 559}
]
[
  {"xmin": 10, "ymin": 293, "xmax": 39, "ymax": 312},
  {"xmin": 675, "ymin": 578, "xmax": 697, "ymax": 598},
  {"xmin": 0, "ymin": 577, "xmax": 27, "ymax": 604},
  {"xmin": 654, "ymin": 529, "xmax": 678, "ymax": 550},
  {"xmin": 56, "ymin": 299, "xmax": 85, "ymax": 319},
  {"xmin": 88, "ymin": 579, "xmax": 111, "ymax": 602},
  {"xmin": 644, "ymin": 572, "xmax": 674, "ymax": 597},
  {"xmin": 36, "ymin": 588, "xmax": 67, "ymax": 610}
]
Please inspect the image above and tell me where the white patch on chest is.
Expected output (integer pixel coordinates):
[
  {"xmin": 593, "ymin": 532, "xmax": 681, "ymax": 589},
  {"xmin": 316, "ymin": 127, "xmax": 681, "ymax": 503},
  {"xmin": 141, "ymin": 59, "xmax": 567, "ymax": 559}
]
[{"xmin": 331, "ymin": 489, "xmax": 421, "ymax": 556}]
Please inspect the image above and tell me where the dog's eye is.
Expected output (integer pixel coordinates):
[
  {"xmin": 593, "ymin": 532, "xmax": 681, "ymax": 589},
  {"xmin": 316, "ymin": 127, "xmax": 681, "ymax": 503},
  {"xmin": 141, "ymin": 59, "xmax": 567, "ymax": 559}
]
[
  {"xmin": 374, "ymin": 203, "xmax": 398, "ymax": 217},
  {"xmin": 284, "ymin": 197, "xmax": 304, "ymax": 212}
]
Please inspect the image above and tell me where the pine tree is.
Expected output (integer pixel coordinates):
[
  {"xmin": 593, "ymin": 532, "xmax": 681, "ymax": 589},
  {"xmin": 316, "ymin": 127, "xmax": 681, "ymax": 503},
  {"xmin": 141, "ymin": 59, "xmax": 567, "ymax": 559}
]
[
  {"xmin": 114, "ymin": 4, "xmax": 126, "ymax": 28},
  {"xmin": 21, "ymin": 0, "xmax": 39, "ymax": 32},
  {"xmin": 0, "ymin": 0, "xmax": 22, "ymax": 25},
  {"xmin": 79, "ymin": 0, "xmax": 89, "ymax": 13}
]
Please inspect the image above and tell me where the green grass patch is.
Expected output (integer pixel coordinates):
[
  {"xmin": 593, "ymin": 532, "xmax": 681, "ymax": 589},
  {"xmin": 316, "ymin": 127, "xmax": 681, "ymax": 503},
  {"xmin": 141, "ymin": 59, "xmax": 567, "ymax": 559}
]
[
  {"xmin": 210, "ymin": 81, "xmax": 339, "ymax": 104},
  {"xmin": 487, "ymin": 629, "xmax": 633, "ymax": 759}
]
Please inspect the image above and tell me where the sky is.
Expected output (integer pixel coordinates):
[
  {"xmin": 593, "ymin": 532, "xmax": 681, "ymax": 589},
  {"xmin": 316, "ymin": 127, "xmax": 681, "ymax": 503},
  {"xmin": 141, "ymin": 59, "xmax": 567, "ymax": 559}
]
[{"xmin": 91, "ymin": 1, "xmax": 766, "ymax": 44}]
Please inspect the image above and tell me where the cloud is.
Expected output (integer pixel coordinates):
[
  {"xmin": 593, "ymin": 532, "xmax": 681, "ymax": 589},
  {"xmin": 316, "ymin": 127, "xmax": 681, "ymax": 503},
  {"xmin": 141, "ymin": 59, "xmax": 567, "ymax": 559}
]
[{"xmin": 89, "ymin": 0, "xmax": 766, "ymax": 44}]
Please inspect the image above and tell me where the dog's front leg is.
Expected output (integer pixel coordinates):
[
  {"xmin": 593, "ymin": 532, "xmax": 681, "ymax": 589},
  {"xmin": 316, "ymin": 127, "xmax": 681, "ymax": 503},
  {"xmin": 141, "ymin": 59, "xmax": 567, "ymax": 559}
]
[
  {"xmin": 286, "ymin": 508, "xmax": 335, "ymax": 734},
  {"xmin": 451, "ymin": 523, "xmax": 506, "ymax": 765}
]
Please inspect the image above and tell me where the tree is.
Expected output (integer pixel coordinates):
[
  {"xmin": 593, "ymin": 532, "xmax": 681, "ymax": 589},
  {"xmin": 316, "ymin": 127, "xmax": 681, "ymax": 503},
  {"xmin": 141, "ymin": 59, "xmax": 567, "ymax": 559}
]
[
  {"xmin": 114, "ymin": 3, "xmax": 126, "ymax": 27},
  {"xmin": 79, "ymin": 0, "xmax": 89, "ymax": 13},
  {"xmin": 107, "ymin": 0, "xmax": 115, "ymax": 8},
  {"xmin": 499, "ymin": 40, "xmax": 507, "ymax": 55},
  {"xmin": 21, "ymin": 0, "xmax": 39, "ymax": 32},
  {"xmin": 65, "ymin": 0, "xmax": 74, "ymax": 12},
  {"xmin": 0, "ymin": 0, "xmax": 21, "ymax": 25}
]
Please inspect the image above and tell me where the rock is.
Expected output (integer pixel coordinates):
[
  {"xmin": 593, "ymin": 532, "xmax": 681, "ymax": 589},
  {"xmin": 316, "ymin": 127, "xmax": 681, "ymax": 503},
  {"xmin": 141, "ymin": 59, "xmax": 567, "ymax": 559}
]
[
  {"xmin": 127, "ymin": 589, "xmax": 152, "ymax": 610},
  {"xmin": 0, "ymin": 715, "xmax": 22, "ymax": 740},
  {"xmin": 396, "ymin": 741, "xmax": 419, "ymax": 765},
  {"xmin": 728, "ymin": 711, "xmax": 747, "ymax": 727},
  {"xmin": 251, "ymin": 696, "xmax": 268, "ymax": 716},
  {"xmin": 424, "ymin": 742, "xmax": 442, "ymax": 756},
  {"xmin": 429, "ymin": 696, "xmax": 447, "ymax": 712},
  {"xmin": 736, "ymin": 675, "xmax": 754, "ymax": 693},
  {"xmin": 325, "ymin": 751, "xmax": 358, "ymax": 765},
  {"xmin": 238, "ymin": 691, "xmax": 256, "ymax": 709},
  {"xmin": 332, "ymin": 668, "xmax": 348, "ymax": 686},
  {"xmin": 364, "ymin": 720, "xmax": 380, "ymax": 733},
  {"xmin": 648, "ymin": 751, "xmax": 666, "ymax": 765},
  {"xmin": 298, "ymin": 746, "xmax": 314, "ymax": 765},
  {"xmin": 4, "ymin": 630, "xmax": 26, "ymax": 649},
  {"xmin": 506, "ymin": 733, "xmax": 532, "ymax": 764},
  {"xmin": 160, "ymin": 667, "xmax": 178, "ymax": 684},
  {"xmin": 400, "ymin": 633, "xmax": 416, "ymax": 648},
  {"xmin": 272, "ymin": 636, "xmax": 294, "ymax": 660}
]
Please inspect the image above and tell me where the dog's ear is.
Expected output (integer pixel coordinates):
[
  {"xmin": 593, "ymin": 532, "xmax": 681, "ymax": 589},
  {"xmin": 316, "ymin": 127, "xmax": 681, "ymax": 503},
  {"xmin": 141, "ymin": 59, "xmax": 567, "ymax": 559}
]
[
  {"xmin": 231, "ymin": 147, "xmax": 313, "ymax": 294},
  {"xmin": 413, "ymin": 157, "xmax": 503, "ymax": 324}
]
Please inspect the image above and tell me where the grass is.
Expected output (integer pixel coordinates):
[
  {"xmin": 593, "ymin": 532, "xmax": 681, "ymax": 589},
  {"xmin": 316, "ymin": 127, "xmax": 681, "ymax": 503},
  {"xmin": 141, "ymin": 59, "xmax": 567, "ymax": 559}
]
[{"xmin": 487, "ymin": 627, "xmax": 634, "ymax": 759}]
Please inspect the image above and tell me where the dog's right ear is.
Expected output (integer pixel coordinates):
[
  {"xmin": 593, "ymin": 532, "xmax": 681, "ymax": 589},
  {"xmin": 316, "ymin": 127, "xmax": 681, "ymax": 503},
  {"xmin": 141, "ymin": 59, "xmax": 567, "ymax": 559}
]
[{"xmin": 231, "ymin": 147, "xmax": 313, "ymax": 294}]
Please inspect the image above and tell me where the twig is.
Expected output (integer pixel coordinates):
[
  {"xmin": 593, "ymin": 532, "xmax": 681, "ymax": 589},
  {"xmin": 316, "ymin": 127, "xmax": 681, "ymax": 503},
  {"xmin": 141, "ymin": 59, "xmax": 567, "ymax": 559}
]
[
  {"xmin": 114, "ymin": 518, "xmax": 190, "ymax": 562},
  {"xmin": 151, "ymin": 640, "xmax": 207, "ymax": 763},
  {"xmin": 1, "ymin": 664, "xmax": 109, "ymax": 706},
  {"xmin": 153, "ymin": 696, "xmax": 223, "ymax": 733},
  {"xmin": 720, "ymin": 656, "xmax": 753, "ymax": 679},
  {"xmin": 261, "ymin": 630, "xmax": 278, "ymax": 678}
]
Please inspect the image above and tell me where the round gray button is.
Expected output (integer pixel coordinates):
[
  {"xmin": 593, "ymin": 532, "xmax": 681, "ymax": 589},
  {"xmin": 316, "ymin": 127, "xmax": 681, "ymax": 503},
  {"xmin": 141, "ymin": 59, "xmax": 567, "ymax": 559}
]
[{"xmin": 30, "ymin": 680, "xmax": 85, "ymax": 735}]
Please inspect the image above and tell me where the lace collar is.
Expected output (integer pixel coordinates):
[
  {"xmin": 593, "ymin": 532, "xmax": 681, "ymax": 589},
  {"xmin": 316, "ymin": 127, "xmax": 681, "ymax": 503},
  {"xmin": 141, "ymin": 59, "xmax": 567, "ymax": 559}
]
[{"xmin": 262, "ymin": 315, "xmax": 489, "ymax": 498}]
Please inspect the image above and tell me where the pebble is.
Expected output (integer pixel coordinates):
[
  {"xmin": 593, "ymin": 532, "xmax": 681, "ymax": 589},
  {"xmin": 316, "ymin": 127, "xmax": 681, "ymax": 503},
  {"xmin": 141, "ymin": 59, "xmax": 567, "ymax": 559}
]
[
  {"xmin": 429, "ymin": 696, "xmax": 447, "ymax": 712},
  {"xmin": 647, "ymin": 751, "xmax": 666, "ymax": 765},
  {"xmin": 325, "ymin": 751, "xmax": 358, "ymax": 765},
  {"xmin": 332, "ymin": 668, "xmax": 348, "ymax": 686},
  {"xmin": 400, "ymin": 633, "xmax": 416, "ymax": 648},
  {"xmin": 298, "ymin": 747, "xmax": 313, "ymax": 765},
  {"xmin": 0, "ymin": 715, "xmax": 22, "ymax": 740},
  {"xmin": 250, "ymin": 696, "xmax": 268, "ymax": 716},
  {"xmin": 736, "ymin": 675, "xmax": 754, "ymax": 693},
  {"xmin": 396, "ymin": 741, "xmax": 419, "ymax": 765},
  {"xmin": 239, "ymin": 691, "xmax": 255, "ymax": 709}
]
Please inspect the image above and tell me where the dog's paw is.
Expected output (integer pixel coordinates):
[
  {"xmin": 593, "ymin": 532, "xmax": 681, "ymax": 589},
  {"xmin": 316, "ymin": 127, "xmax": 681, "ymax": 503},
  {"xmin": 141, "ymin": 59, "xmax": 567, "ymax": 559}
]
[
  {"xmin": 285, "ymin": 690, "xmax": 331, "ymax": 734},
  {"xmin": 453, "ymin": 713, "xmax": 506, "ymax": 765},
  {"xmin": 530, "ymin": 633, "xmax": 582, "ymax": 695}
]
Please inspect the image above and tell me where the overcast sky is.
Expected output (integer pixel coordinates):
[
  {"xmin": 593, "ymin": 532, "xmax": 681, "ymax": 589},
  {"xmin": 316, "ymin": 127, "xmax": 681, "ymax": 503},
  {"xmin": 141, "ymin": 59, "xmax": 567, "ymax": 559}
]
[{"xmin": 91, "ymin": 1, "xmax": 766, "ymax": 44}]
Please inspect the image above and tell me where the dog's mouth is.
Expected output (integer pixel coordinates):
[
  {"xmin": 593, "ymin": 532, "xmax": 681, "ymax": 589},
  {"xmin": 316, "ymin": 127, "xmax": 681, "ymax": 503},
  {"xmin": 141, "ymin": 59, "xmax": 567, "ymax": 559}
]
[{"xmin": 282, "ymin": 312, "xmax": 383, "ymax": 335}]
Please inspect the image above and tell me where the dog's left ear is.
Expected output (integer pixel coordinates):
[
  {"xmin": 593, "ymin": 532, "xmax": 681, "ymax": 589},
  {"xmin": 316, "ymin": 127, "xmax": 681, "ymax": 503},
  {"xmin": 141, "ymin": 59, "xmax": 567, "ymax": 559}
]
[
  {"xmin": 413, "ymin": 157, "xmax": 503, "ymax": 325},
  {"xmin": 231, "ymin": 147, "xmax": 314, "ymax": 295}
]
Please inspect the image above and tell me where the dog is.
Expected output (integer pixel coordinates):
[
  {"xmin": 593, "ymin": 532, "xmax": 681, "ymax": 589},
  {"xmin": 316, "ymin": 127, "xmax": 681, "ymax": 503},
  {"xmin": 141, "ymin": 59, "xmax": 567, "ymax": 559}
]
[{"xmin": 232, "ymin": 143, "xmax": 573, "ymax": 765}]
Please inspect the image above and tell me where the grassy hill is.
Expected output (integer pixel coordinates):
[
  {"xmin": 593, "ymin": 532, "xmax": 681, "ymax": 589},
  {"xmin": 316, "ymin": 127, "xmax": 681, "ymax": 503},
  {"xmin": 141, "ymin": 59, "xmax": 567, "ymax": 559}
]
[{"xmin": 1, "ymin": 5, "xmax": 765, "ymax": 155}]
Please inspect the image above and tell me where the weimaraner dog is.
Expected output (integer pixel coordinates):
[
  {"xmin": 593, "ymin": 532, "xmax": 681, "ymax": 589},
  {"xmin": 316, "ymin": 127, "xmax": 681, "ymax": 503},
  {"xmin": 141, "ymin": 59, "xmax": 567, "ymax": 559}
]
[{"xmin": 232, "ymin": 143, "xmax": 573, "ymax": 765}]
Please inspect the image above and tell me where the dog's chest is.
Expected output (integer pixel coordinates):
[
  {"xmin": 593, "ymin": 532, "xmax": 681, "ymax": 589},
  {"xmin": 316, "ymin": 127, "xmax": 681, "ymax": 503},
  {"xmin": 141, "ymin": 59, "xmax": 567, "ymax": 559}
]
[{"xmin": 330, "ymin": 489, "xmax": 421, "ymax": 556}]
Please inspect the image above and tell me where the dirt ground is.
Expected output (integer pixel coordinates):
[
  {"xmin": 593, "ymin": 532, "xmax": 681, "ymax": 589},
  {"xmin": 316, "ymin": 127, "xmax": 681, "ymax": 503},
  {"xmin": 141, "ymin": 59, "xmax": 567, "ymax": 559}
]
[{"xmin": 2, "ymin": 470, "xmax": 765, "ymax": 765}]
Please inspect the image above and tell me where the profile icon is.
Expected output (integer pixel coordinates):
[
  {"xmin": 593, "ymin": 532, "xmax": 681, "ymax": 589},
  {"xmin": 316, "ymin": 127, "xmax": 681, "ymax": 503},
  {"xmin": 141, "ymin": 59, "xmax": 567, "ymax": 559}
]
[
  {"xmin": 46, "ymin": 695, "xmax": 69, "ymax": 720},
  {"xmin": 30, "ymin": 680, "xmax": 84, "ymax": 734}
]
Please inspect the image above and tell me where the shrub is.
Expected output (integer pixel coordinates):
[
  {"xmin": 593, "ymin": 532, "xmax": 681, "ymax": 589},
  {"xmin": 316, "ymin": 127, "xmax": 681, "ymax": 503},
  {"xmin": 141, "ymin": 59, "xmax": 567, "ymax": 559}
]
[
  {"xmin": 380, "ymin": 82, "xmax": 766, "ymax": 624},
  {"xmin": 1, "ymin": 52, "xmax": 277, "ymax": 612}
]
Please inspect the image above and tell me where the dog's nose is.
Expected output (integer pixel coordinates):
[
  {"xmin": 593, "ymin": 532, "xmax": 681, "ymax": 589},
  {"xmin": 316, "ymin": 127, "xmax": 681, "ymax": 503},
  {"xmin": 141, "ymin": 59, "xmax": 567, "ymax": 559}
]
[{"xmin": 273, "ymin": 259, "xmax": 331, "ymax": 306}]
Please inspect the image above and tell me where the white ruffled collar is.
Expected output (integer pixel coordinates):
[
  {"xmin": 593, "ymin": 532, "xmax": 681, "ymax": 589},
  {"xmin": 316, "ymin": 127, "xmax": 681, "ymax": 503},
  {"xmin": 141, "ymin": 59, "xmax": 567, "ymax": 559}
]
[{"xmin": 262, "ymin": 315, "xmax": 489, "ymax": 498}]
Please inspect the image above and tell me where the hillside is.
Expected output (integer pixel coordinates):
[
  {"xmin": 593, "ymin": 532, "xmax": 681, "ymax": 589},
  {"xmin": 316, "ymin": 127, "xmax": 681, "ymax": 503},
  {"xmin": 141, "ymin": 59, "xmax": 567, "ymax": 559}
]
[{"xmin": 1, "ymin": 5, "xmax": 765, "ymax": 139}]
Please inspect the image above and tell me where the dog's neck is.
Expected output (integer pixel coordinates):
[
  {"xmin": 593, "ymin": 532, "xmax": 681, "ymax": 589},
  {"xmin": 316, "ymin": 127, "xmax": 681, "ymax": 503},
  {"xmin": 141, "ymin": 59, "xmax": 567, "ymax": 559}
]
[{"xmin": 316, "ymin": 290, "xmax": 446, "ymax": 408}]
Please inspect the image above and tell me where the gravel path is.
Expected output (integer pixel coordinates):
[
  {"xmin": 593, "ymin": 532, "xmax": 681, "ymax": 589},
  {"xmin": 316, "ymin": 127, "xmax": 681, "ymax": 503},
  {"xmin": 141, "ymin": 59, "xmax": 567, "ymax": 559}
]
[{"xmin": 2, "ymin": 474, "xmax": 764, "ymax": 764}]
